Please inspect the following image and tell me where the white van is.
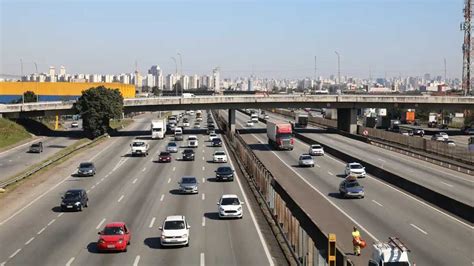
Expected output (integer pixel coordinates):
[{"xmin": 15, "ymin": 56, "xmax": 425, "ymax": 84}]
[{"xmin": 174, "ymin": 127, "xmax": 183, "ymax": 141}]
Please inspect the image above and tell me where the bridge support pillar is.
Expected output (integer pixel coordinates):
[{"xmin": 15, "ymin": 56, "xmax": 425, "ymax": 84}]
[
  {"xmin": 337, "ymin": 108, "xmax": 357, "ymax": 134},
  {"xmin": 228, "ymin": 109, "xmax": 236, "ymax": 134}
]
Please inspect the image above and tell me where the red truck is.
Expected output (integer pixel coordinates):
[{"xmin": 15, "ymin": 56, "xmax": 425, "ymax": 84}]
[{"xmin": 267, "ymin": 121, "xmax": 294, "ymax": 150}]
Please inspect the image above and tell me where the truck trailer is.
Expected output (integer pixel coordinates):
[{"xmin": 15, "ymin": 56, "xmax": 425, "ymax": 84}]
[
  {"xmin": 267, "ymin": 121, "xmax": 294, "ymax": 150},
  {"xmin": 294, "ymin": 112, "xmax": 309, "ymax": 128},
  {"xmin": 151, "ymin": 119, "xmax": 166, "ymax": 139}
]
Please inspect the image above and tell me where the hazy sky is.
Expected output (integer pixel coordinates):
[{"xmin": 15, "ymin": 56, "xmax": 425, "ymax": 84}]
[{"xmin": 0, "ymin": 0, "xmax": 465, "ymax": 79}]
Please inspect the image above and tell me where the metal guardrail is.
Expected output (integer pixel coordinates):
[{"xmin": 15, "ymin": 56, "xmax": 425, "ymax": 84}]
[{"xmin": 0, "ymin": 135, "xmax": 106, "ymax": 189}]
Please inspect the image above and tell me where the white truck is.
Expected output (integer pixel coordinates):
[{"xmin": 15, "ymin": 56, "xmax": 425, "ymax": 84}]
[
  {"xmin": 369, "ymin": 237, "xmax": 412, "ymax": 266},
  {"xmin": 151, "ymin": 119, "xmax": 166, "ymax": 139},
  {"xmin": 293, "ymin": 112, "xmax": 309, "ymax": 128},
  {"xmin": 130, "ymin": 140, "xmax": 149, "ymax": 157},
  {"xmin": 251, "ymin": 113, "xmax": 259, "ymax": 123}
]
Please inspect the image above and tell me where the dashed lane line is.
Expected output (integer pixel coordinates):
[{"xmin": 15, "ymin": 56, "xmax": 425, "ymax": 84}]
[{"xmin": 96, "ymin": 218, "xmax": 106, "ymax": 230}]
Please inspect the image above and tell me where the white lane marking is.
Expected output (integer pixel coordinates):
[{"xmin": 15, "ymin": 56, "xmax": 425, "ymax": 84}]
[
  {"xmin": 9, "ymin": 248, "xmax": 21, "ymax": 258},
  {"xmin": 133, "ymin": 255, "xmax": 140, "ymax": 266},
  {"xmin": 47, "ymin": 219, "xmax": 56, "ymax": 226},
  {"xmin": 202, "ymin": 178, "xmax": 205, "ymax": 183},
  {"xmin": 202, "ymin": 156, "xmax": 205, "ymax": 161},
  {"xmin": 96, "ymin": 218, "xmax": 106, "ymax": 229},
  {"xmin": 96, "ymin": 181, "xmax": 101, "ymax": 185},
  {"xmin": 24, "ymin": 237, "xmax": 35, "ymax": 245},
  {"xmin": 372, "ymin": 200, "xmax": 383, "ymax": 207},
  {"xmin": 142, "ymin": 167, "xmax": 146, "ymax": 172},
  {"xmin": 168, "ymin": 178, "xmax": 171, "ymax": 184},
  {"xmin": 440, "ymin": 181, "xmax": 454, "ymax": 188},
  {"xmin": 91, "ymin": 185, "xmax": 96, "ymax": 189},
  {"xmin": 291, "ymin": 137, "xmax": 474, "ymax": 229},
  {"xmin": 133, "ymin": 178, "xmax": 138, "ymax": 184},
  {"xmin": 86, "ymin": 189, "xmax": 90, "ymax": 193},
  {"xmin": 315, "ymin": 164, "xmax": 320, "ymax": 168},
  {"xmin": 410, "ymin": 223, "xmax": 428, "ymax": 235},
  {"xmin": 117, "ymin": 195, "xmax": 124, "ymax": 202},
  {"xmin": 65, "ymin": 257, "xmax": 75, "ymax": 266},
  {"xmin": 173, "ymin": 167, "xmax": 176, "ymax": 171},
  {"xmin": 105, "ymin": 173, "xmax": 110, "ymax": 178},
  {"xmin": 202, "ymin": 216, "xmax": 206, "ymax": 227},
  {"xmin": 149, "ymin": 217, "xmax": 156, "ymax": 228},
  {"xmin": 252, "ymin": 134, "xmax": 379, "ymax": 242},
  {"xmin": 202, "ymin": 166, "xmax": 205, "ymax": 171},
  {"xmin": 100, "ymin": 177, "xmax": 105, "ymax": 181},
  {"xmin": 57, "ymin": 213, "xmax": 64, "ymax": 218},
  {"xmin": 37, "ymin": 227, "xmax": 46, "ymax": 235},
  {"xmin": 221, "ymin": 135, "xmax": 275, "ymax": 266},
  {"xmin": 200, "ymin": 253, "xmax": 205, "ymax": 266},
  {"xmin": 1, "ymin": 261, "xmax": 5, "ymax": 266},
  {"xmin": 377, "ymin": 158, "xmax": 386, "ymax": 163},
  {"xmin": 160, "ymin": 194, "xmax": 164, "ymax": 201},
  {"xmin": 202, "ymin": 150, "xmax": 205, "ymax": 153},
  {"xmin": 327, "ymin": 171, "xmax": 334, "ymax": 176},
  {"xmin": 202, "ymin": 193, "xmax": 205, "ymax": 200}
]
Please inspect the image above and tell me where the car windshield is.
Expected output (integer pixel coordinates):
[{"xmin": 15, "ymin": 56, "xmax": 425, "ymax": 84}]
[
  {"xmin": 64, "ymin": 192, "xmax": 80, "ymax": 199},
  {"xmin": 164, "ymin": 220, "xmax": 185, "ymax": 230},
  {"xmin": 132, "ymin": 142, "xmax": 145, "ymax": 147},
  {"xmin": 350, "ymin": 164, "xmax": 363, "ymax": 169},
  {"xmin": 384, "ymin": 262, "xmax": 409, "ymax": 266},
  {"xmin": 184, "ymin": 150, "xmax": 194, "ymax": 154},
  {"xmin": 346, "ymin": 181, "xmax": 361, "ymax": 188},
  {"xmin": 213, "ymin": 138, "xmax": 221, "ymax": 142},
  {"xmin": 182, "ymin": 177, "xmax": 197, "ymax": 184},
  {"xmin": 79, "ymin": 163, "xmax": 92, "ymax": 168},
  {"xmin": 221, "ymin": 198, "xmax": 240, "ymax": 205},
  {"xmin": 215, "ymin": 152, "xmax": 225, "ymax": 156},
  {"xmin": 103, "ymin": 226, "xmax": 124, "ymax": 235},
  {"xmin": 217, "ymin": 167, "xmax": 232, "ymax": 173},
  {"xmin": 189, "ymin": 137, "xmax": 197, "ymax": 140},
  {"xmin": 301, "ymin": 155, "xmax": 312, "ymax": 160},
  {"xmin": 160, "ymin": 152, "xmax": 170, "ymax": 156},
  {"xmin": 31, "ymin": 144, "xmax": 40, "ymax": 147},
  {"xmin": 312, "ymin": 145, "xmax": 321, "ymax": 149},
  {"xmin": 168, "ymin": 143, "xmax": 177, "ymax": 147}
]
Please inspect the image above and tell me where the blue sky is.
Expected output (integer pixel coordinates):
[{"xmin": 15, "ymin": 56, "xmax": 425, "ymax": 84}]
[{"xmin": 0, "ymin": 0, "xmax": 464, "ymax": 79}]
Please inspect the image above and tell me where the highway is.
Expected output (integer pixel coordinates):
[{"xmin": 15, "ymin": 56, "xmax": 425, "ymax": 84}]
[
  {"xmin": 268, "ymin": 111, "xmax": 474, "ymax": 205},
  {"xmin": 0, "ymin": 112, "xmax": 279, "ymax": 266},
  {"xmin": 229, "ymin": 110, "xmax": 474, "ymax": 265},
  {"xmin": 0, "ymin": 120, "xmax": 83, "ymax": 184}
]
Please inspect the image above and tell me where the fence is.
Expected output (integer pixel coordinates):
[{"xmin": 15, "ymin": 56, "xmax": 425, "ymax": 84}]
[{"xmin": 214, "ymin": 110, "xmax": 350, "ymax": 266}]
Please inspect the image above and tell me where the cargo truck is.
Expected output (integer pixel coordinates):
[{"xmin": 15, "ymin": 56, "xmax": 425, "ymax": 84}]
[
  {"xmin": 401, "ymin": 111, "xmax": 415, "ymax": 124},
  {"xmin": 369, "ymin": 237, "xmax": 412, "ymax": 266},
  {"xmin": 267, "ymin": 121, "xmax": 294, "ymax": 150},
  {"xmin": 293, "ymin": 112, "xmax": 309, "ymax": 128},
  {"xmin": 151, "ymin": 119, "xmax": 166, "ymax": 139}
]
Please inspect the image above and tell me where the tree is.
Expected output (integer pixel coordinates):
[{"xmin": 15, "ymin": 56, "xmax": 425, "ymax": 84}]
[
  {"xmin": 151, "ymin": 86, "xmax": 161, "ymax": 96},
  {"xmin": 23, "ymin": 91, "xmax": 37, "ymax": 103},
  {"xmin": 75, "ymin": 86, "xmax": 124, "ymax": 139}
]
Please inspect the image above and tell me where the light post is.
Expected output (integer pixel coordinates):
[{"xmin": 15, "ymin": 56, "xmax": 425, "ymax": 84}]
[
  {"xmin": 177, "ymin": 52, "xmax": 183, "ymax": 95},
  {"xmin": 171, "ymin": 57, "xmax": 178, "ymax": 96},
  {"xmin": 334, "ymin": 51, "xmax": 340, "ymax": 89}
]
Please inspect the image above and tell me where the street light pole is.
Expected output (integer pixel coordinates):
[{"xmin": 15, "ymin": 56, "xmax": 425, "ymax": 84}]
[
  {"xmin": 171, "ymin": 57, "xmax": 178, "ymax": 96},
  {"xmin": 177, "ymin": 52, "xmax": 183, "ymax": 95},
  {"xmin": 334, "ymin": 51, "xmax": 340, "ymax": 88}
]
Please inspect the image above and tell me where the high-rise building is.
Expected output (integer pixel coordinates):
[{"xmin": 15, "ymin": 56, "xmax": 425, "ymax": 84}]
[
  {"xmin": 59, "ymin": 66, "xmax": 66, "ymax": 76},
  {"xmin": 146, "ymin": 73, "xmax": 155, "ymax": 87},
  {"xmin": 212, "ymin": 68, "xmax": 220, "ymax": 92},
  {"xmin": 180, "ymin": 75, "xmax": 189, "ymax": 90},
  {"xmin": 248, "ymin": 77, "xmax": 254, "ymax": 91},
  {"xmin": 49, "ymin": 66, "xmax": 55, "ymax": 77},
  {"xmin": 189, "ymin": 74, "xmax": 199, "ymax": 89},
  {"xmin": 166, "ymin": 74, "xmax": 178, "ymax": 90},
  {"xmin": 201, "ymin": 75, "xmax": 210, "ymax": 88}
]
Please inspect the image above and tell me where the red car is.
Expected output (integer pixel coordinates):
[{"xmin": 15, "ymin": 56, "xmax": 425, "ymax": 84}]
[
  {"xmin": 97, "ymin": 222, "xmax": 131, "ymax": 252},
  {"xmin": 158, "ymin": 151, "xmax": 172, "ymax": 163}
]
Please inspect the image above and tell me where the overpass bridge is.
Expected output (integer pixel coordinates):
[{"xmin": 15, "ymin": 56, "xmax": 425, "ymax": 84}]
[{"xmin": 1, "ymin": 95, "xmax": 473, "ymax": 133}]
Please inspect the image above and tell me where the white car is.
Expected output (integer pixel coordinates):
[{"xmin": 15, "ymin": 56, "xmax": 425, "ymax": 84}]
[
  {"xmin": 308, "ymin": 144, "xmax": 324, "ymax": 156},
  {"xmin": 444, "ymin": 139, "xmax": 456, "ymax": 146},
  {"xmin": 193, "ymin": 122, "xmax": 201, "ymax": 128},
  {"xmin": 213, "ymin": 151, "xmax": 228, "ymax": 163},
  {"xmin": 159, "ymin": 215, "xmax": 190, "ymax": 247},
  {"xmin": 182, "ymin": 121, "xmax": 190, "ymax": 127},
  {"xmin": 344, "ymin": 162, "xmax": 366, "ymax": 178},
  {"xmin": 298, "ymin": 154, "xmax": 314, "ymax": 167},
  {"xmin": 246, "ymin": 120, "xmax": 254, "ymax": 127},
  {"xmin": 438, "ymin": 132, "xmax": 449, "ymax": 140},
  {"xmin": 71, "ymin": 121, "xmax": 79, "ymax": 128},
  {"xmin": 209, "ymin": 133, "xmax": 218, "ymax": 142},
  {"xmin": 217, "ymin": 194, "xmax": 243, "ymax": 219},
  {"xmin": 188, "ymin": 136, "xmax": 199, "ymax": 148}
]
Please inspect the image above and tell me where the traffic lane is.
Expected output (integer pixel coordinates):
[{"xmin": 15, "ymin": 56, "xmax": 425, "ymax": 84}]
[
  {"xmin": 0, "ymin": 136, "xmax": 79, "ymax": 182},
  {"xmin": 247, "ymin": 132, "xmax": 472, "ymax": 266},
  {"xmin": 302, "ymin": 132, "xmax": 473, "ymax": 204},
  {"xmin": 263, "ymin": 111, "xmax": 473, "ymax": 204},
  {"xmin": 0, "ymin": 114, "xmax": 157, "ymax": 263}
]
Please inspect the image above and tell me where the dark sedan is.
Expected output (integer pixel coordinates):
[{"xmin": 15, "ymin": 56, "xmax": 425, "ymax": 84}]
[
  {"xmin": 60, "ymin": 189, "xmax": 88, "ymax": 211},
  {"xmin": 29, "ymin": 142, "xmax": 43, "ymax": 153},
  {"xmin": 182, "ymin": 149, "xmax": 195, "ymax": 161},
  {"xmin": 211, "ymin": 138, "xmax": 222, "ymax": 147},
  {"xmin": 158, "ymin": 151, "xmax": 172, "ymax": 163},
  {"xmin": 77, "ymin": 162, "xmax": 96, "ymax": 176},
  {"xmin": 215, "ymin": 166, "xmax": 234, "ymax": 181}
]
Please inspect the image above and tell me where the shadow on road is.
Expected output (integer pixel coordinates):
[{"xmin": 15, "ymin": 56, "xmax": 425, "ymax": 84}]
[{"xmin": 203, "ymin": 212, "xmax": 220, "ymax": 220}]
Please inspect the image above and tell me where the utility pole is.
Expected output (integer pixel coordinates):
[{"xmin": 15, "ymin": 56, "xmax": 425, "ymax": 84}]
[
  {"xmin": 444, "ymin": 58, "xmax": 447, "ymax": 82},
  {"xmin": 334, "ymin": 51, "xmax": 341, "ymax": 87},
  {"xmin": 171, "ymin": 57, "xmax": 178, "ymax": 96},
  {"xmin": 177, "ymin": 53, "xmax": 183, "ymax": 95},
  {"xmin": 461, "ymin": 0, "xmax": 472, "ymax": 95},
  {"xmin": 314, "ymin": 56, "xmax": 317, "ymax": 82}
]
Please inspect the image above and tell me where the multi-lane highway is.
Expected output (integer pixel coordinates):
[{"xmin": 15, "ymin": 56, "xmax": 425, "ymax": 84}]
[
  {"xmin": 0, "ymin": 120, "xmax": 83, "ymax": 183},
  {"xmin": 229, "ymin": 110, "xmax": 473, "ymax": 265},
  {"xmin": 0, "ymin": 112, "xmax": 279, "ymax": 266}
]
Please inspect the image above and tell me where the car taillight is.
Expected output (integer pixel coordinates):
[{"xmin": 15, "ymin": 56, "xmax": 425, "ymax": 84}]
[
  {"xmin": 118, "ymin": 239, "xmax": 123, "ymax": 244},
  {"xmin": 276, "ymin": 139, "xmax": 281, "ymax": 145},
  {"xmin": 290, "ymin": 138, "xmax": 294, "ymax": 145}
]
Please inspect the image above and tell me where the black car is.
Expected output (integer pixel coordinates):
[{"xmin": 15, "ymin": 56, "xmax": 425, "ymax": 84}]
[
  {"xmin": 215, "ymin": 166, "xmax": 234, "ymax": 181},
  {"xmin": 182, "ymin": 149, "xmax": 195, "ymax": 161},
  {"xmin": 412, "ymin": 127, "xmax": 425, "ymax": 137},
  {"xmin": 207, "ymin": 125, "xmax": 216, "ymax": 134},
  {"xmin": 212, "ymin": 138, "xmax": 222, "ymax": 147},
  {"xmin": 60, "ymin": 189, "xmax": 88, "ymax": 211},
  {"xmin": 29, "ymin": 142, "xmax": 43, "ymax": 153},
  {"xmin": 77, "ymin": 162, "xmax": 96, "ymax": 176}
]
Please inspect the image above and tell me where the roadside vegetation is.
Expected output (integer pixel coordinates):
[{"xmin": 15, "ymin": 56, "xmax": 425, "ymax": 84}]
[
  {"xmin": 110, "ymin": 118, "xmax": 133, "ymax": 130},
  {"xmin": 0, "ymin": 118, "xmax": 32, "ymax": 149}
]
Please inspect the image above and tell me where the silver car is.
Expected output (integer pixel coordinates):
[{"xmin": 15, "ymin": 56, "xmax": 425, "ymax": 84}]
[
  {"xmin": 298, "ymin": 154, "xmax": 314, "ymax": 167},
  {"xmin": 178, "ymin": 176, "xmax": 198, "ymax": 194},
  {"xmin": 167, "ymin": 142, "xmax": 179, "ymax": 153}
]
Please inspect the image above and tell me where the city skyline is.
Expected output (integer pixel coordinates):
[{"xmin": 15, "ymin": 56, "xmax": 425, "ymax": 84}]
[{"xmin": 1, "ymin": 0, "xmax": 465, "ymax": 79}]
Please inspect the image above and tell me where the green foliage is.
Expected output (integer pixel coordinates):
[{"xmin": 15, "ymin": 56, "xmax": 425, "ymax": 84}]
[
  {"xmin": 465, "ymin": 111, "xmax": 474, "ymax": 126},
  {"xmin": 151, "ymin": 86, "xmax": 161, "ymax": 96},
  {"xmin": 23, "ymin": 91, "xmax": 37, "ymax": 103},
  {"xmin": 75, "ymin": 86, "xmax": 124, "ymax": 139},
  {"xmin": 0, "ymin": 118, "xmax": 31, "ymax": 149}
]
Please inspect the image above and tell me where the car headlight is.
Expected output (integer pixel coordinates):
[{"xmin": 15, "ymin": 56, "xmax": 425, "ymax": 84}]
[
  {"xmin": 219, "ymin": 207, "xmax": 225, "ymax": 212},
  {"xmin": 118, "ymin": 239, "xmax": 123, "ymax": 244},
  {"xmin": 98, "ymin": 239, "xmax": 105, "ymax": 244},
  {"xmin": 161, "ymin": 235, "xmax": 166, "ymax": 239},
  {"xmin": 237, "ymin": 207, "xmax": 242, "ymax": 211},
  {"xmin": 182, "ymin": 234, "xmax": 188, "ymax": 238},
  {"xmin": 75, "ymin": 202, "xmax": 81, "ymax": 205}
]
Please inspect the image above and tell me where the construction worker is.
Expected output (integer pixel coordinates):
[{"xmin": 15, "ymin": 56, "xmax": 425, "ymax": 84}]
[{"xmin": 352, "ymin": 226, "xmax": 361, "ymax": 256}]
